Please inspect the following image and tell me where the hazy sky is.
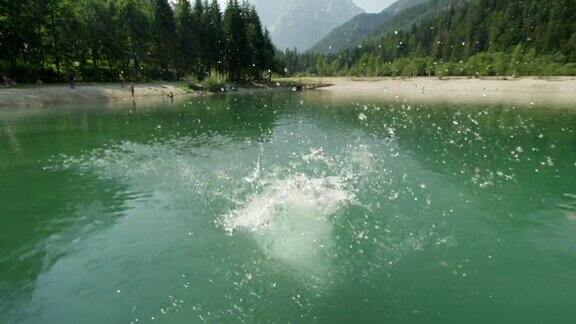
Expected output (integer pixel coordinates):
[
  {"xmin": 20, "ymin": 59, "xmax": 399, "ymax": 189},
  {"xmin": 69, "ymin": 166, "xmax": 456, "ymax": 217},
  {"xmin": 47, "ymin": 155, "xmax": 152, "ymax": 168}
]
[
  {"xmin": 216, "ymin": 0, "xmax": 396, "ymax": 13},
  {"xmin": 353, "ymin": 0, "xmax": 396, "ymax": 12}
]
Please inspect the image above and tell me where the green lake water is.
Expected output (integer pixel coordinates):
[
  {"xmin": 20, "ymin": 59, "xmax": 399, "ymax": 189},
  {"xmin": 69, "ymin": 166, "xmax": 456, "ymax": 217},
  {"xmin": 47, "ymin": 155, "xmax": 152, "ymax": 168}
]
[{"xmin": 1, "ymin": 92, "xmax": 575, "ymax": 323}]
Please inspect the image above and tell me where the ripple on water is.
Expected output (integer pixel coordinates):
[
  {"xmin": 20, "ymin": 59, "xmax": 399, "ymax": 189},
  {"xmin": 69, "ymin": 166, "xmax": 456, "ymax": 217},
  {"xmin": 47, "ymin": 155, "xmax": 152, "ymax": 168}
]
[{"xmin": 49, "ymin": 120, "xmax": 508, "ymax": 321}]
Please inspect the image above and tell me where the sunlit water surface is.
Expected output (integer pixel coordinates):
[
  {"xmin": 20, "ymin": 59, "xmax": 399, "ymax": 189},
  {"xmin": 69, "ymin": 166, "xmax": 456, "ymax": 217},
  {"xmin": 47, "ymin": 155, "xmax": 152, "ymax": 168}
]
[{"xmin": 1, "ymin": 92, "xmax": 575, "ymax": 323}]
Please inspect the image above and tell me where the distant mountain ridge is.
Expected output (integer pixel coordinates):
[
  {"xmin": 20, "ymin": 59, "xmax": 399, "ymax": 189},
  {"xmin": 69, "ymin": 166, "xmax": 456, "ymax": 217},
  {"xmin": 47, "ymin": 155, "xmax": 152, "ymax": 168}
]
[
  {"xmin": 310, "ymin": 0, "xmax": 428, "ymax": 53},
  {"xmin": 248, "ymin": 0, "xmax": 364, "ymax": 51}
]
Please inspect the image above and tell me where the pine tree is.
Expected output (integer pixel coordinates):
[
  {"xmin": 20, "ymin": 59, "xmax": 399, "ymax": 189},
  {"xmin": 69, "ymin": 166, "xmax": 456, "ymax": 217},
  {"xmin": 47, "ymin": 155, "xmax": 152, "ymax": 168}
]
[
  {"xmin": 223, "ymin": 0, "xmax": 247, "ymax": 82},
  {"xmin": 207, "ymin": 0, "xmax": 224, "ymax": 73},
  {"xmin": 262, "ymin": 29, "xmax": 276, "ymax": 79},
  {"xmin": 120, "ymin": 0, "xmax": 152, "ymax": 79},
  {"xmin": 245, "ymin": 5, "xmax": 266, "ymax": 80},
  {"xmin": 192, "ymin": 0, "xmax": 208, "ymax": 78},
  {"xmin": 175, "ymin": 0, "xmax": 198, "ymax": 75},
  {"xmin": 152, "ymin": 0, "xmax": 177, "ymax": 77}
]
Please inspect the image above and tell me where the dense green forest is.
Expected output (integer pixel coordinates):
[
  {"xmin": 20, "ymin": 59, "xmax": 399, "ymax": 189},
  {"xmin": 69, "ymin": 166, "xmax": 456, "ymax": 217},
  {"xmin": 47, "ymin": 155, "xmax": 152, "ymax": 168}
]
[
  {"xmin": 3, "ymin": 0, "xmax": 576, "ymax": 82},
  {"xmin": 287, "ymin": 0, "xmax": 576, "ymax": 77},
  {"xmin": 0, "ymin": 0, "xmax": 278, "ymax": 83}
]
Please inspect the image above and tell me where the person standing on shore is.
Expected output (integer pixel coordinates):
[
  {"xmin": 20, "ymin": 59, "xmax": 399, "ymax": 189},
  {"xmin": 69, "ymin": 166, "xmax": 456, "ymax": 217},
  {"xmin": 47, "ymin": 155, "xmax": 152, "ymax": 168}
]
[
  {"xmin": 69, "ymin": 74, "xmax": 75, "ymax": 89},
  {"xmin": 130, "ymin": 83, "xmax": 135, "ymax": 97}
]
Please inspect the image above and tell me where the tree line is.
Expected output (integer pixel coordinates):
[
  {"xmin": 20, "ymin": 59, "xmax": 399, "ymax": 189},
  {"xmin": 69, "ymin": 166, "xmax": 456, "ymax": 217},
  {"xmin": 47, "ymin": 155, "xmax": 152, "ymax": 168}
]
[
  {"xmin": 0, "ymin": 0, "xmax": 279, "ymax": 83},
  {"xmin": 284, "ymin": 0, "xmax": 576, "ymax": 77}
]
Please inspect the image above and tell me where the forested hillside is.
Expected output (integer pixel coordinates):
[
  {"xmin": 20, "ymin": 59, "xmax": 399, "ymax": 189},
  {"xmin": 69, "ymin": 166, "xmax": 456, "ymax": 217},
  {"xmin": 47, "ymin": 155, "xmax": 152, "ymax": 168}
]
[
  {"xmin": 287, "ymin": 0, "xmax": 576, "ymax": 77},
  {"xmin": 310, "ymin": 0, "xmax": 427, "ymax": 54},
  {"xmin": 0, "ymin": 0, "xmax": 277, "ymax": 83}
]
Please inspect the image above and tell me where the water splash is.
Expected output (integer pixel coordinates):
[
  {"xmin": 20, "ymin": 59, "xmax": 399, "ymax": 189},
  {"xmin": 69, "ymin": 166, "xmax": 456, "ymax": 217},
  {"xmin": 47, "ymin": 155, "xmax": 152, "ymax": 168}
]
[
  {"xmin": 221, "ymin": 173, "xmax": 355, "ymax": 284},
  {"xmin": 50, "ymin": 125, "xmax": 456, "ymax": 291}
]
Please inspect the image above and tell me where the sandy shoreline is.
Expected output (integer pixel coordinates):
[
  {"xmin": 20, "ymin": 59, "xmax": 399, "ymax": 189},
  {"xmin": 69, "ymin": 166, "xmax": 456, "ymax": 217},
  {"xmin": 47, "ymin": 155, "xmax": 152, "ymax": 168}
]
[
  {"xmin": 313, "ymin": 76, "xmax": 576, "ymax": 106},
  {"xmin": 0, "ymin": 83, "xmax": 193, "ymax": 108},
  {"xmin": 1, "ymin": 77, "xmax": 576, "ymax": 108}
]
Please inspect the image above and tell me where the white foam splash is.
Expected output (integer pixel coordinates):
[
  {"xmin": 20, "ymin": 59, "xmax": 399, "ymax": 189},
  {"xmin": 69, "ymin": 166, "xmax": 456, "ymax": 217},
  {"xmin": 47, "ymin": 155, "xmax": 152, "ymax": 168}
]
[
  {"xmin": 223, "ymin": 174, "xmax": 353, "ymax": 232},
  {"xmin": 221, "ymin": 174, "xmax": 355, "ymax": 280}
]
